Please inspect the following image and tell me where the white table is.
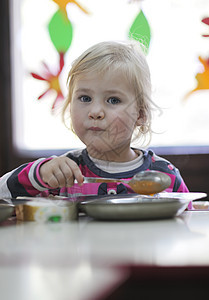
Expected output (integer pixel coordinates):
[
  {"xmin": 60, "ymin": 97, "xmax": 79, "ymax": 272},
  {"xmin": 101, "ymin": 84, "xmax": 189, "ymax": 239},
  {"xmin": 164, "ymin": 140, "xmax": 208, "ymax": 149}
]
[{"xmin": 1, "ymin": 211, "xmax": 209, "ymax": 300}]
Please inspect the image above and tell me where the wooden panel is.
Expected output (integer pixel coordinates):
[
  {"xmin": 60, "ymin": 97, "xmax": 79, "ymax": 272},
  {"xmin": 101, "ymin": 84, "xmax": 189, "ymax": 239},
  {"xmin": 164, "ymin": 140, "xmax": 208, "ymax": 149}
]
[
  {"xmin": 163, "ymin": 153, "xmax": 209, "ymax": 196},
  {"xmin": 0, "ymin": 0, "xmax": 13, "ymax": 174}
]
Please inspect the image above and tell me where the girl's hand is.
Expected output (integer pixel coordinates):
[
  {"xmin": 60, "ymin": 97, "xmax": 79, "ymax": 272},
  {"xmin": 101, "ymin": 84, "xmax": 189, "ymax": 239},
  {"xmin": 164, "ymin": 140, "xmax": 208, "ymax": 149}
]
[{"xmin": 39, "ymin": 156, "xmax": 83, "ymax": 188}]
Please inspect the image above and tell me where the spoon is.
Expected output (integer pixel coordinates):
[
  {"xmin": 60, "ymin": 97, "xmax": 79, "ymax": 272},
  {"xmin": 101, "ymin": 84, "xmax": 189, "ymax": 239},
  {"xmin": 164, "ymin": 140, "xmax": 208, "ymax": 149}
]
[{"xmin": 83, "ymin": 170, "xmax": 171, "ymax": 195}]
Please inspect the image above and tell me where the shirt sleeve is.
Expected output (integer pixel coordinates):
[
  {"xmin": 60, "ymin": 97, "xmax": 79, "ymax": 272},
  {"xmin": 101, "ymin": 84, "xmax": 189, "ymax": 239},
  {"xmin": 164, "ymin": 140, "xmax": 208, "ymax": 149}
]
[
  {"xmin": 148, "ymin": 152, "xmax": 192, "ymax": 209},
  {"xmin": 148, "ymin": 152, "xmax": 189, "ymax": 193},
  {"xmin": 0, "ymin": 157, "xmax": 55, "ymax": 198}
]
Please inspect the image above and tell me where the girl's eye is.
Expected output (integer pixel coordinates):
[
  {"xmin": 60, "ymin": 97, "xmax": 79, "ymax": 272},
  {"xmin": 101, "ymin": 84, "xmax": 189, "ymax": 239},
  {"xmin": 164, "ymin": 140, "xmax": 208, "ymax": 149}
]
[
  {"xmin": 79, "ymin": 95, "xmax": 91, "ymax": 102},
  {"xmin": 107, "ymin": 97, "xmax": 121, "ymax": 105}
]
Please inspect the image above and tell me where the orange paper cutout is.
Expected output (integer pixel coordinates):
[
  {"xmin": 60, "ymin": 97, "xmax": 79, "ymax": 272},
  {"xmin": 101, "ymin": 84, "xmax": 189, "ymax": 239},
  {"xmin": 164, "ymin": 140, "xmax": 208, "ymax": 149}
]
[
  {"xmin": 52, "ymin": 0, "xmax": 90, "ymax": 15},
  {"xmin": 184, "ymin": 56, "xmax": 209, "ymax": 100}
]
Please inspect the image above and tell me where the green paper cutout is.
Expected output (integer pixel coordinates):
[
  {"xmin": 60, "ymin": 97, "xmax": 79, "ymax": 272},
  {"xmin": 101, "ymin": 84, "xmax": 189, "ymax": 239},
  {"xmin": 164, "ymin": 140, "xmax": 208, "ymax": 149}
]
[
  {"xmin": 129, "ymin": 9, "xmax": 151, "ymax": 54},
  {"xmin": 48, "ymin": 9, "xmax": 73, "ymax": 53}
]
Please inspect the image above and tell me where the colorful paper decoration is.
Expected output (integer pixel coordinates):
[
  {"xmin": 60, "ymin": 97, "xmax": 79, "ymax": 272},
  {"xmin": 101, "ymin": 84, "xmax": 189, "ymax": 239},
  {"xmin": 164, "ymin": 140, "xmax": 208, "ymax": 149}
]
[
  {"xmin": 48, "ymin": 9, "xmax": 73, "ymax": 54},
  {"xmin": 52, "ymin": 0, "xmax": 89, "ymax": 15},
  {"xmin": 184, "ymin": 56, "xmax": 209, "ymax": 100},
  {"xmin": 184, "ymin": 17, "xmax": 209, "ymax": 101},
  {"xmin": 129, "ymin": 9, "xmax": 151, "ymax": 54},
  {"xmin": 31, "ymin": 52, "xmax": 64, "ymax": 109},
  {"xmin": 202, "ymin": 17, "xmax": 209, "ymax": 37},
  {"xmin": 31, "ymin": 0, "xmax": 89, "ymax": 111}
]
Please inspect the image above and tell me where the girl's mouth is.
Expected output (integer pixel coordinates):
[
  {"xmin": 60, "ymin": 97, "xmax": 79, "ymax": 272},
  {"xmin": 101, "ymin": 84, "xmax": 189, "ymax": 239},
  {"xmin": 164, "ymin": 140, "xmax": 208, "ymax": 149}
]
[{"xmin": 89, "ymin": 127, "xmax": 104, "ymax": 131}]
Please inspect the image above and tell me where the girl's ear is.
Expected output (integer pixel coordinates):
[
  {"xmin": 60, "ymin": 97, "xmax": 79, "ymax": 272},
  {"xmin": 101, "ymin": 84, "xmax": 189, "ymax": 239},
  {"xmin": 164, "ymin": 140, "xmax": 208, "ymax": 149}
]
[{"xmin": 136, "ymin": 109, "xmax": 146, "ymax": 126}]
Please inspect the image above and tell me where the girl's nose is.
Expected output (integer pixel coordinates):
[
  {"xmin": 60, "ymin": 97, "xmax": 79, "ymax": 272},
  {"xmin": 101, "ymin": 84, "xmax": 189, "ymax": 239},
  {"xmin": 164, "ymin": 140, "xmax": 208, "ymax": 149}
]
[{"xmin": 88, "ymin": 107, "xmax": 105, "ymax": 120}]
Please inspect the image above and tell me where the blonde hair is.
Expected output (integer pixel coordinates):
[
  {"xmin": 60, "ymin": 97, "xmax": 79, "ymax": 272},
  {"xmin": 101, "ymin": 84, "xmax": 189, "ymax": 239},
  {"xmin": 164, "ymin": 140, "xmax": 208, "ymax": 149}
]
[{"xmin": 62, "ymin": 40, "xmax": 159, "ymax": 145}]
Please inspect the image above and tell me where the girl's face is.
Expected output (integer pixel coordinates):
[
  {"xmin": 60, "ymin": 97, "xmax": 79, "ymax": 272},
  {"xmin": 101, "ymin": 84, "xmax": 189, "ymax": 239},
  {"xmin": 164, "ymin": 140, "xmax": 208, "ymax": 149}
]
[{"xmin": 70, "ymin": 69, "xmax": 143, "ymax": 161}]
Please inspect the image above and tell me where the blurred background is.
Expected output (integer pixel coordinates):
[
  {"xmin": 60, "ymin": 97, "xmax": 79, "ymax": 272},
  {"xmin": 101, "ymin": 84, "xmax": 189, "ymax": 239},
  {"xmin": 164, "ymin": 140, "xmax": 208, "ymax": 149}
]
[{"xmin": 0, "ymin": 0, "xmax": 209, "ymax": 197}]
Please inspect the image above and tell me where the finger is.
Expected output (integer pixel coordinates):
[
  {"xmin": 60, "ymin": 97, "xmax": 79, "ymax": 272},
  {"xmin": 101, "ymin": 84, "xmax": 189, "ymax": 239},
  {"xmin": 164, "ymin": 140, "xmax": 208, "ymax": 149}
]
[
  {"xmin": 58, "ymin": 164, "xmax": 74, "ymax": 187},
  {"xmin": 52, "ymin": 168, "xmax": 69, "ymax": 187},
  {"xmin": 47, "ymin": 174, "xmax": 61, "ymax": 188},
  {"xmin": 57, "ymin": 160, "xmax": 80, "ymax": 187},
  {"xmin": 65, "ymin": 158, "xmax": 84, "ymax": 185}
]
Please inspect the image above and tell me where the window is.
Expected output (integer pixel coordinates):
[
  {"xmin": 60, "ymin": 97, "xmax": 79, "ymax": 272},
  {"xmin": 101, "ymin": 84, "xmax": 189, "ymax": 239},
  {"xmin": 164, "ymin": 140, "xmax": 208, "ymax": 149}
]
[{"xmin": 10, "ymin": 0, "xmax": 209, "ymax": 155}]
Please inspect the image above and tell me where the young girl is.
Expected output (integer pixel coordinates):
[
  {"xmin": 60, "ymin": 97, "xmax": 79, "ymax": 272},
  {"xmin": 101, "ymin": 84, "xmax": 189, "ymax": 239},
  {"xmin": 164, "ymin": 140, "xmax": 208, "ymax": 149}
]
[{"xmin": 0, "ymin": 41, "xmax": 189, "ymax": 202}]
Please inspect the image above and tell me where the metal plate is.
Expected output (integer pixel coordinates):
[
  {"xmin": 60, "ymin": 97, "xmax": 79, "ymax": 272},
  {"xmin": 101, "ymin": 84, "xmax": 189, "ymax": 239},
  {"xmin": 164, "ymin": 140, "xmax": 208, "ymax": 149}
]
[{"xmin": 80, "ymin": 192, "xmax": 207, "ymax": 220}]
